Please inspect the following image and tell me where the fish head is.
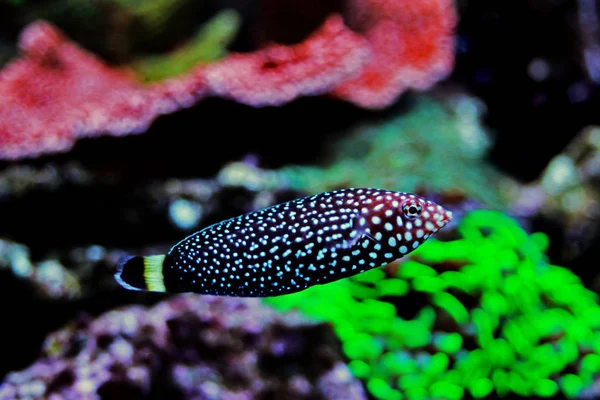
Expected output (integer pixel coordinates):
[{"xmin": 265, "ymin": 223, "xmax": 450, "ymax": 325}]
[{"xmin": 394, "ymin": 194, "xmax": 453, "ymax": 241}]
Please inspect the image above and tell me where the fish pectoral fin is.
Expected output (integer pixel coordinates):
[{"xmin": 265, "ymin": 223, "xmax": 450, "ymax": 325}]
[{"xmin": 335, "ymin": 215, "xmax": 374, "ymax": 250}]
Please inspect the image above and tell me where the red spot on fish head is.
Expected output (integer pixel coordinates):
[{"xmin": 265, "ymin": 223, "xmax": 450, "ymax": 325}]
[{"xmin": 395, "ymin": 194, "xmax": 452, "ymax": 241}]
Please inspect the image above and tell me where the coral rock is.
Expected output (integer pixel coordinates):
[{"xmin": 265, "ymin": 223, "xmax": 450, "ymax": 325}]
[{"xmin": 0, "ymin": 295, "xmax": 366, "ymax": 400}]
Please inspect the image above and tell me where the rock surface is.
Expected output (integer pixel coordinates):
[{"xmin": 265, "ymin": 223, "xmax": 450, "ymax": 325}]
[{"xmin": 0, "ymin": 294, "xmax": 366, "ymax": 400}]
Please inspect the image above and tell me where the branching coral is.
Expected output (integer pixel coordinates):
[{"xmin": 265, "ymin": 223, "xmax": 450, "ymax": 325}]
[{"xmin": 266, "ymin": 210, "xmax": 600, "ymax": 399}]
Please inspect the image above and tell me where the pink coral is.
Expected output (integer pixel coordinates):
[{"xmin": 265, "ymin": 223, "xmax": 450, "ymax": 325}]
[
  {"xmin": 0, "ymin": 0, "xmax": 457, "ymax": 160},
  {"xmin": 0, "ymin": 17, "xmax": 368, "ymax": 160},
  {"xmin": 0, "ymin": 21, "xmax": 168, "ymax": 160},
  {"xmin": 202, "ymin": 15, "xmax": 370, "ymax": 106},
  {"xmin": 331, "ymin": 0, "xmax": 457, "ymax": 108}
]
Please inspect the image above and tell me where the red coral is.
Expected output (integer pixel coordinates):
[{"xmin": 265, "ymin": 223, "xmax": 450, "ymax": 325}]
[
  {"xmin": 201, "ymin": 15, "xmax": 370, "ymax": 107},
  {"xmin": 0, "ymin": 0, "xmax": 456, "ymax": 160},
  {"xmin": 0, "ymin": 21, "xmax": 176, "ymax": 160},
  {"xmin": 330, "ymin": 0, "xmax": 457, "ymax": 108},
  {"xmin": 0, "ymin": 17, "xmax": 368, "ymax": 159}
]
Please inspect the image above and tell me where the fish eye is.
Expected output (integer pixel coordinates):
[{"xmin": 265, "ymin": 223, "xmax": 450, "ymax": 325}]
[{"xmin": 401, "ymin": 200, "xmax": 422, "ymax": 219}]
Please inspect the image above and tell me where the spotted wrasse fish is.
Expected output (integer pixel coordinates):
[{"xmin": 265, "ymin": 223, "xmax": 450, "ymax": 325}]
[{"xmin": 115, "ymin": 188, "xmax": 452, "ymax": 297}]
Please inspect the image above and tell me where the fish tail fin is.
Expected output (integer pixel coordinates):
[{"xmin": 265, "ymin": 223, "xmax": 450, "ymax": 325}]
[{"xmin": 115, "ymin": 255, "xmax": 167, "ymax": 292}]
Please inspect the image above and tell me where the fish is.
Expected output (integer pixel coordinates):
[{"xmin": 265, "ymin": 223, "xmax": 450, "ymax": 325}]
[{"xmin": 115, "ymin": 188, "xmax": 452, "ymax": 297}]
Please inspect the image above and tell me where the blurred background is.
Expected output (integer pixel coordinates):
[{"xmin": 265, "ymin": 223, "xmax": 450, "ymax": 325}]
[{"xmin": 0, "ymin": 0, "xmax": 600, "ymax": 399}]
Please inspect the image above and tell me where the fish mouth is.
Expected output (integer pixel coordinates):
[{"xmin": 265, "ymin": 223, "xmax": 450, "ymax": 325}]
[
  {"xmin": 433, "ymin": 208, "xmax": 453, "ymax": 230},
  {"xmin": 441, "ymin": 209, "xmax": 453, "ymax": 224}
]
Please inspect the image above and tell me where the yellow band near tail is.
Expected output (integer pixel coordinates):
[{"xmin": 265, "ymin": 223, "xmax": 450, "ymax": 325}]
[{"xmin": 143, "ymin": 255, "xmax": 167, "ymax": 292}]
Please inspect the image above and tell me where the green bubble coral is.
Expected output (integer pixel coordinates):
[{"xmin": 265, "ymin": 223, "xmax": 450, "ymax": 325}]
[{"xmin": 265, "ymin": 210, "xmax": 600, "ymax": 399}]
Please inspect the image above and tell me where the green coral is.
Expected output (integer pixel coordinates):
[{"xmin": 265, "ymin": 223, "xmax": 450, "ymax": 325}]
[
  {"xmin": 5, "ymin": 0, "xmax": 228, "ymax": 65},
  {"xmin": 21, "ymin": 0, "xmax": 193, "ymax": 32},
  {"xmin": 280, "ymin": 95, "xmax": 514, "ymax": 209},
  {"xmin": 265, "ymin": 210, "xmax": 600, "ymax": 399},
  {"xmin": 130, "ymin": 8, "xmax": 240, "ymax": 82},
  {"xmin": 113, "ymin": 0, "xmax": 192, "ymax": 29}
]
